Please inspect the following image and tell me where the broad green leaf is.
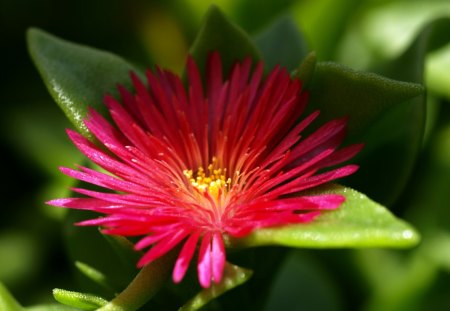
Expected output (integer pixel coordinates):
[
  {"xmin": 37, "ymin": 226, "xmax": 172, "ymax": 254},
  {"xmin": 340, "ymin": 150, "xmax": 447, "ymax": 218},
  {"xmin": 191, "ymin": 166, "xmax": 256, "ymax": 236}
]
[
  {"xmin": 227, "ymin": 184, "xmax": 419, "ymax": 248},
  {"xmin": 53, "ymin": 289, "xmax": 107, "ymax": 310},
  {"xmin": 0, "ymin": 283, "xmax": 23, "ymax": 311},
  {"xmin": 346, "ymin": 97, "xmax": 424, "ymax": 206},
  {"xmin": 350, "ymin": 18, "xmax": 450, "ymax": 205},
  {"xmin": 27, "ymin": 28, "xmax": 140, "ymax": 139},
  {"xmin": 254, "ymin": 15, "xmax": 308, "ymax": 71},
  {"xmin": 179, "ymin": 263, "xmax": 253, "ymax": 311},
  {"xmin": 307, "ymin": 62, "xmax": 424, "ymax": 205},
  {"xmin": 189, "ymin": 5, "xmax": 261, "ymax": 77},
  {"xmin": 308, "ymin": 61, "xmax": 424, "ymax": 140},
  {"xmin": 357, "ymin": 112, "xmax": 450, "ymax": 311}
]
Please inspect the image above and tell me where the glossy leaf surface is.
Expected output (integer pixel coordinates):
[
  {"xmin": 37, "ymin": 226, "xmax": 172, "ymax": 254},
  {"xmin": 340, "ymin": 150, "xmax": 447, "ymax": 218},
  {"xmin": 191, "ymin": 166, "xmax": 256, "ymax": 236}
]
[
  {"xmin": 27, "ymin": 28, "xmax": 139, "ymax": 139},
  {"xmin": 228, "ymin": 184, "xmax": 419, "ymax": 248}
]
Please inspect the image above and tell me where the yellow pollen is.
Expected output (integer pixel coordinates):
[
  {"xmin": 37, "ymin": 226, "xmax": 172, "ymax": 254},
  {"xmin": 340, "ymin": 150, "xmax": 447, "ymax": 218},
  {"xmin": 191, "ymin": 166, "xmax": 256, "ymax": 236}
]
[{"xmin": 183, "ymin": 158, "xmax": 231, "ymax": 197}]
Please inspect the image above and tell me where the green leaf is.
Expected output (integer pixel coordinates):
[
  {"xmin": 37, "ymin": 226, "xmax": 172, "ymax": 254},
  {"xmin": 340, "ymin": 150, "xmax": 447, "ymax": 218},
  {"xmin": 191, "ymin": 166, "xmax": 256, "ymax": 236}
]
[
  {"xmin": 351, "ymin": 19, "xmax": 450, "ymax": 205},
  {"xmin": 254, "ymin": 15, "xmax": 308, "ymax": 71},
  {"xmin": 189, "ymin": 5, "xmax": 261, "ymax": 77},
  {"xmin": 27, "ymin": 28, "xmax": 140, "ymax": 139},
  {"xmin": 227, "ymin": 184, "xmax": 419, "ymax": 248},
  {"xmin": 346, "ymin": 96, "xmax": 425, "ymax": 206},
  {"xmin": 307, "ymin": 62, "xmax": 424, "ymax": 205},
  {"xmin": 308, "ymin": 61, "xmax": 424, "ymax": 140},
  {"xmin": 0, "ymin": 283, "xmax": 24, "ymax": 311},
  {"xmin": 179, "ymin": 263, "xmax": 253, "ymax": 311},
  {"xmin": 53, "ymin": 289, "xmax": 107, "ymax": 310}
]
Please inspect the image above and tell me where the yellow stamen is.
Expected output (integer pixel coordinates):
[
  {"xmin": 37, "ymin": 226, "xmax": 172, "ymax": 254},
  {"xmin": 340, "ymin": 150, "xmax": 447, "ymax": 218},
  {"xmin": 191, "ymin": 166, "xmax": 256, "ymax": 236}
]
[{"xmin": 183, "ymin": 157, "xmax": 231, "ymax": 198}]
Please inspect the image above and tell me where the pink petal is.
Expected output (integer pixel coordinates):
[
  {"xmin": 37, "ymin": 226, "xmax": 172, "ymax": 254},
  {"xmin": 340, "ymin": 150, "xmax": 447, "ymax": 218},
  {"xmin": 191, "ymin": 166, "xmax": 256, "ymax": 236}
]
[
  {"xmin": 137, "ymin": 229, "xmax": 189, "ymax": 268},
  {"xmin": 173, "ymin": 232, "xmax": 201, "ymax": 283},
  {"xmin": 197, "ymin": 233, "xmax": 212, "ymax": 288},
  {"xmin": 211, "ymin": 233, "xmax": 225, "ymax": 284}
]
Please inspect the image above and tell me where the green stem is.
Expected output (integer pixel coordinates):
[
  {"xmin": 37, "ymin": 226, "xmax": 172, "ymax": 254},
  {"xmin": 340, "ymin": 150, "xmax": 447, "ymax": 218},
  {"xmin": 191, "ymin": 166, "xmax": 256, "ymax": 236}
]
[{"xmin": 97, "ymin": 252, "xmax": 175, "ymax": 311}]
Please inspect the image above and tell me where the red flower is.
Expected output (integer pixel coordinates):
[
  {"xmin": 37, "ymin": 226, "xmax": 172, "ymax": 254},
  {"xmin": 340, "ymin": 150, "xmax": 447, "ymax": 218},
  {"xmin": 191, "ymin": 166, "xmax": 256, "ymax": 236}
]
[{"xmin": 48, "ymin": 53, "xmax": 362, "ymax": 288}]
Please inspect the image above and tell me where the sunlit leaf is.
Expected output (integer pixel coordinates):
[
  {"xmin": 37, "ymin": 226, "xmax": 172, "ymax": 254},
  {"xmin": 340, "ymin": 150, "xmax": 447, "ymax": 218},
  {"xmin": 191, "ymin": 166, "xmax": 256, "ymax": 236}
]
[
  {"xmin": 227, "ymin": 184, "xmax": 419, "ymax": 248},
  {"xmin": 189, "ymin": 5, "xmax": 261, "ymax": 77},
  {"xmin": 27, "ymin": 28, "xmax": 140, "ymax": 139},
  {"xmin": 53, "ymin": 289, "xmax": 107, "ymax": 310}
]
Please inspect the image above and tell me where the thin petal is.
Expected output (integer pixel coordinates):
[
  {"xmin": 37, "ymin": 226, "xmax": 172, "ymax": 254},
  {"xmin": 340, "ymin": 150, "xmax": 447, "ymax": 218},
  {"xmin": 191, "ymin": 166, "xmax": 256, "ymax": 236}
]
[
  {"xmin": 197, "ymin": 233, "xmax": 212, "ymax": 288},
  {"xmin": 211, "ymin": 233, "xmax": 225, "ymax": 284},
  {"xmin": 173, "ymin": 232, "xmax": 201, "ymax": 283},
  {"xmin": 137, "ymin": 229, "xmax": 189, "ymax": 268}
]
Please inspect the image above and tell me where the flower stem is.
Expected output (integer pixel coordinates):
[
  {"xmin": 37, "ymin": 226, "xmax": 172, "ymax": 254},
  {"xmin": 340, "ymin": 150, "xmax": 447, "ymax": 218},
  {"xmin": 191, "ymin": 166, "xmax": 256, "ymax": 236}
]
[{"xmin": 97, "ymin": 252, "xmax": 175, "ymax": 311}]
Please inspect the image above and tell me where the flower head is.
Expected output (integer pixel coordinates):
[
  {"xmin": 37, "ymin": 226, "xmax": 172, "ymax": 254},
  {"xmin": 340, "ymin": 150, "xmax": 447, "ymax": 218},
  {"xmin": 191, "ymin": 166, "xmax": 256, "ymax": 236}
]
[{"xmin": 48, "ymin": 52, "xmax": 362, "ymax": 288}]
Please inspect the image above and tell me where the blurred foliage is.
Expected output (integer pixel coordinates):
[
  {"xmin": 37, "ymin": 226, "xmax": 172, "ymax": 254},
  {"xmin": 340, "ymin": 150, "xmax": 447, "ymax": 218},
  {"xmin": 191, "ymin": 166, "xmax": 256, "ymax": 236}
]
[{"xmin": 1, "ymin": 0, "xmax": 450, "ymax": 310}]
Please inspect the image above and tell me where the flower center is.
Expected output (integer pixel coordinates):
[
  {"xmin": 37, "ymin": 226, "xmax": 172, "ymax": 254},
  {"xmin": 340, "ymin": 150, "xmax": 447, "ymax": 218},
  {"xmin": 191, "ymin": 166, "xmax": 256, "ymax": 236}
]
[{"xmin": 183, "ymin": 157, "xmax": 231, "ymax": 198}]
